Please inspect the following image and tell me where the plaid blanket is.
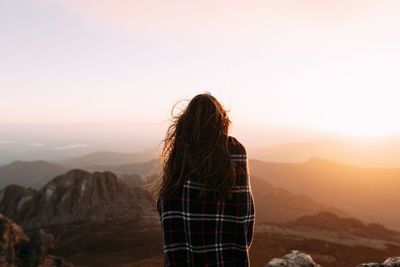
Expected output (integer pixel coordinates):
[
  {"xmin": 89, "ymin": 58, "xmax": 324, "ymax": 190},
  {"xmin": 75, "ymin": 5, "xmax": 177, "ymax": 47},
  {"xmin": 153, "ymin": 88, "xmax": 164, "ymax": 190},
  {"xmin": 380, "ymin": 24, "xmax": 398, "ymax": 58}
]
[{"xmin": 157, "ymin": 136, "xmax": 255, "ymax": 266}]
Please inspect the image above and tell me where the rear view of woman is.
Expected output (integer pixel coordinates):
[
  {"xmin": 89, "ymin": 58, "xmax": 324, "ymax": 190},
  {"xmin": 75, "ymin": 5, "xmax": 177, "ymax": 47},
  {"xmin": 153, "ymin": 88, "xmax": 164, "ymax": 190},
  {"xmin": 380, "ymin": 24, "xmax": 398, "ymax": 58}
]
[{"xmin": 155, "ymin": 92, "xmax": 255, "ymax": 266}]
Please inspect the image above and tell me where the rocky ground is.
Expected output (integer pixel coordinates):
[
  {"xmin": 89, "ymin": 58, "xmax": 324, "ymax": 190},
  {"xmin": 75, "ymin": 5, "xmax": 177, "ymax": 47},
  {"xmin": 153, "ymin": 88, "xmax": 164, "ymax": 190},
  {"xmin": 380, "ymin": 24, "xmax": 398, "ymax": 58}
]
[{"xmin": 68, "ymin": 220, "xmax": 400, "ymax": 267}]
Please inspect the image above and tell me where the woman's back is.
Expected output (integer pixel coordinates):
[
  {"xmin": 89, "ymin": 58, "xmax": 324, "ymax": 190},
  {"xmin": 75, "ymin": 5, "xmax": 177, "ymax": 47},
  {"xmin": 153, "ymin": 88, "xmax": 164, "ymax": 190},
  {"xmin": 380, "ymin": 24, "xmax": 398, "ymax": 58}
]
[{"xmin": 157, "ymin": 135, "xmax": 255, "ymax": 266}]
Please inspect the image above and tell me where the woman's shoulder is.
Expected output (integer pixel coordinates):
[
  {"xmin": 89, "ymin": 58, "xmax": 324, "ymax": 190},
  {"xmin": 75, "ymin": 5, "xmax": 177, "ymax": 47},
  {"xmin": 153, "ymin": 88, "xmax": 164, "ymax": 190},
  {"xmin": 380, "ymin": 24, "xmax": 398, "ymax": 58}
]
[{"xmin": 228, "ymin": 135, "xmax": 247, "ymax": 155}]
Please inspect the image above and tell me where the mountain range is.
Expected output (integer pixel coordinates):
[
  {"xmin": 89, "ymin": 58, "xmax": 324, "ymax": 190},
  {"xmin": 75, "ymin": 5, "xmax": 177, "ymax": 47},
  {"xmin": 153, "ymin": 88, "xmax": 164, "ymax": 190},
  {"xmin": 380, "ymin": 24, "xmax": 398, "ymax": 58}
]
[
  {"xmin": 2, "ymin": 161, "xmax": 399, "ymax": 266},
  {"xmin": 249, "ymin": 157, "xmax": 400, "ymax": 230},
  {"xmin": 0, "ymin": 167, "xmax": 355, "ymax": 266},
  {"xmin": 52, "ymin": 149, "xmax": 157, "ymax": 169},
  {"xmin": 0, "ymin": 150, "xmax": 159, "ymax": 190},
  {"xmin": 249, "ymin": 138, "xmax": 400, "ymax": 168},
  {"xmin": 0, "ymin": 160, "xmax": 68, "ymax": 189}
]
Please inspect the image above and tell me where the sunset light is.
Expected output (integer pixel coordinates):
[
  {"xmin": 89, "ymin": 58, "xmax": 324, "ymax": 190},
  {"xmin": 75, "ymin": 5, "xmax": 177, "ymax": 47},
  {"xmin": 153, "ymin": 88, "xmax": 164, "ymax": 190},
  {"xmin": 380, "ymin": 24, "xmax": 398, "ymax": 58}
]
[
  {"xmin": 2, "ymin": 0, "xmax": 400, "ymax": 139},
  {"xmin": 2, "ymin": 1, "xmax": 400, "ymax": 266}
]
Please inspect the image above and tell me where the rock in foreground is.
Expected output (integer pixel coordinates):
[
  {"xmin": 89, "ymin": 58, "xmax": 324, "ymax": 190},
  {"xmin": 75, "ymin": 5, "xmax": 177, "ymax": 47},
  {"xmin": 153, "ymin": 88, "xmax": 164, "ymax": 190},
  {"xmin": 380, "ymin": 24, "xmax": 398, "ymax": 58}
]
[
  {"xmin": 266, "ymin": 250, "xmax": 321, "ymax": 267},
  {"xmin": 0, "ymin": 214, "xmax": 72, "ymax": 267},
  {"xmin": 266, "ymin": 251, "xmax": 400, "ymax": 267},
  {"xmin": 357, "ymin": 256, "xmax": 400, "ymax": 266}
]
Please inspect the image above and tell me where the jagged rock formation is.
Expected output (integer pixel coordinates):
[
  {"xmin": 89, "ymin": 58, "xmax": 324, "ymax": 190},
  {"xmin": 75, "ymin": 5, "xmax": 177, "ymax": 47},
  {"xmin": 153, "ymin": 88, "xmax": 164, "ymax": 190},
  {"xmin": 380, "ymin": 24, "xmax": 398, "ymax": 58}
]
[
  {"xmin": 0, "ymin": 169, "xmax": 154, "ymax": 229},
  {"xmin": 266, "ymin": 250, "xmax": 321, "ymax": 267},
  {"xmin": 0, "ymin": 214, "xmax": 72, "ymax": 267},
  {"xmin": 266, "ymin": 251, "xmax": 400, "ymax": 267}
]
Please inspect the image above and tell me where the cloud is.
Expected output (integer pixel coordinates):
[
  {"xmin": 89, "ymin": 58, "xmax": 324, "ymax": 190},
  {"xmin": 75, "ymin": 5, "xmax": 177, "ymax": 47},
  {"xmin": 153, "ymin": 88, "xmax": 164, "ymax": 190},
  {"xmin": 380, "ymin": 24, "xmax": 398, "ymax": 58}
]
[
  {"xmin": 0, "ymin": 140, "xmax": 12, "ymax": 144},
  {"xmin": 53, "ymin": 144, "xmax": 88, "ymax": 151},
  {"xmin": 29, "ymin": 143, "xmax": 44, "ymax": 147}
]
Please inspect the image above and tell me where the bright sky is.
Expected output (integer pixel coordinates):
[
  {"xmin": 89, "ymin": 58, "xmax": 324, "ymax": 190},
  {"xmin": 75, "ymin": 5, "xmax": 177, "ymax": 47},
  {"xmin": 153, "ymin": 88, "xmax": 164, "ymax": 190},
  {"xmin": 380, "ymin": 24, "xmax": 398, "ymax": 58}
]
[{"xmin": 2, "ymin": 0, "xmax": 400, "ymax": 137}]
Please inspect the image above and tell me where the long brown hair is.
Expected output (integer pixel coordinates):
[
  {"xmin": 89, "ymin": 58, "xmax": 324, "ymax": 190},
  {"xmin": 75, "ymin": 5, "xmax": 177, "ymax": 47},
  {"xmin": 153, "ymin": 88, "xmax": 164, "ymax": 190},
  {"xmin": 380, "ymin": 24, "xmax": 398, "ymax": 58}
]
[{"xmin": 153, "ymin": 92, "xmax": 236, "ymax": 201}]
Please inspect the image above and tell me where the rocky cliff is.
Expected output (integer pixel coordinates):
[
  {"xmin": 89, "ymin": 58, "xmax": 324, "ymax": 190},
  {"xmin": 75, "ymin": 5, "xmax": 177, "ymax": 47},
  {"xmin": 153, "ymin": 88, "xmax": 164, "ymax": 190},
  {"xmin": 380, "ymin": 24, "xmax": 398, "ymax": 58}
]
[{"xmin": 0, "ymin": 214, "xmax": 72, "ymax": 267}]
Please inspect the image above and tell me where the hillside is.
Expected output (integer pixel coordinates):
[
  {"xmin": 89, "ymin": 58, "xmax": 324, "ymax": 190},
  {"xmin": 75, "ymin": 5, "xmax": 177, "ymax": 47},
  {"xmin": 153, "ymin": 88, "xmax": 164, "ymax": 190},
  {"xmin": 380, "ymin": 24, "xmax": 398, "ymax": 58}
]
[
  {"xmin": 249, "ymin": 158, "xmax": 400, "ymax": 229},
  {"xmin": 250, "ymin": 176, "xmax": 345, "ymax": 224},
  {"xmin": 287, "ymin": 211, "xmax": 400, "ymax": 242},
  {"xmin": 0, "ymin": 160, "xmax": 68, "ymax": 189}
]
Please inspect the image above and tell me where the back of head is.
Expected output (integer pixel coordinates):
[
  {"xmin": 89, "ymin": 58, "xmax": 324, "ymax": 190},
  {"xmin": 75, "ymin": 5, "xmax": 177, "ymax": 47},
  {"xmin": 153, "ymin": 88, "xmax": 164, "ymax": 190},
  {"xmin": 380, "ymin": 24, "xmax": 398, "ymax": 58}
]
[{"xmin": 155, "ymin": 92, "xmax": 236, "ymax": 200}]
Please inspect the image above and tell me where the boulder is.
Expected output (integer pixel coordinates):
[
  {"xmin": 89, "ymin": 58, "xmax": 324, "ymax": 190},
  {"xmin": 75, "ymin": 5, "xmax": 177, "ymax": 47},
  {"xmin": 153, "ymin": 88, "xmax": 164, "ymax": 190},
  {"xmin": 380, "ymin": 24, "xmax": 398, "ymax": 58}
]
[
  {"xmin": 266, "ymin": 250, "xmax": 321, "ymax": 267},
  {"xmin": 357, "ymin": 256, "xmax": 400, "ymax": 267},
  {"xmin": 267, "ymin": 251, "xmax": 400, "ymax": 267}
]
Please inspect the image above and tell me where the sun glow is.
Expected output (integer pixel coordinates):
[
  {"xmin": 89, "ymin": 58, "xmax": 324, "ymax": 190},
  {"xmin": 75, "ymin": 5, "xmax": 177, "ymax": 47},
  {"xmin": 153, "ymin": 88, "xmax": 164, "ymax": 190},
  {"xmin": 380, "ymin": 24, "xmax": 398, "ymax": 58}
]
[
  {"xmin": 311, "ymin": 87, "xmax": 400, "ymax": 138},
  {"xmin": 3, "ymin": 0, "xmax": 400, "ymax": 141}
]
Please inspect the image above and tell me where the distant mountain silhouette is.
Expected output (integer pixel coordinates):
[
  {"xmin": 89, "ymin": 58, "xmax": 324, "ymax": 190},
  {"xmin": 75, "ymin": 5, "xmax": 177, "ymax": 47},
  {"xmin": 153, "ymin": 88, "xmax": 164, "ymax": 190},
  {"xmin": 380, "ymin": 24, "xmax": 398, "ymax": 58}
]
[
  {"xmin": 83, "ymin": 159, "xmax": 160, "ymax": 177},
  {"xmin": 251, "ymin": 176, "xmax": 345, "ymax": 224},
  {"xmin": 249, "ymin": 139, "xmax": 400, "ymax": 168},
  {"xmin": 53, "ymin": 149, "xmax": 158, "ymax": 169},
  {"xmin": 250, "ymin": 157, "xmax": 400, "ymax": 230},
  {"xmin": 0, "ymin": 160, "xmax": 68, "ymax": 189}
]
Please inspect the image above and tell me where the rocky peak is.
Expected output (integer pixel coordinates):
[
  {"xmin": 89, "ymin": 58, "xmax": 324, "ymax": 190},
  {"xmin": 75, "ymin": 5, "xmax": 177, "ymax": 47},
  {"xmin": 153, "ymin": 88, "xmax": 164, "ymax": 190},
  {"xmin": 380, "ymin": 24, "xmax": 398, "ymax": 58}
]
[
  {"xmin": 41, "ymin": 169, "xmax": 129, "ymax": 204},
  {"xmin": 0, "ymin": 169, "xmax": 154, "ymax": 229}
]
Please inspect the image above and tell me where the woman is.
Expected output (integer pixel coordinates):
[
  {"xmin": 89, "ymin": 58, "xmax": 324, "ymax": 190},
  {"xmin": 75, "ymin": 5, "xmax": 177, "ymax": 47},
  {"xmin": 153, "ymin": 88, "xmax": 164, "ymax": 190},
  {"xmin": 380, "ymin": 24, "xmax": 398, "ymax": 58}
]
[{"xmin": 155, "ymin": 92, "xmax": 255, "ymax": 266}]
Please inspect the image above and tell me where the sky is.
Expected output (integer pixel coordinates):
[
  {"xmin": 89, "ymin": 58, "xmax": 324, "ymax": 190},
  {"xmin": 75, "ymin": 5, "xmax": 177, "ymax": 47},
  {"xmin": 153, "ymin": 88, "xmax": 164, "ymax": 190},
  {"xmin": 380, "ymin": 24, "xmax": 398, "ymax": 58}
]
[{"xmin": 2, "ymin": 0, "xmax": 400, "ymax": 138}]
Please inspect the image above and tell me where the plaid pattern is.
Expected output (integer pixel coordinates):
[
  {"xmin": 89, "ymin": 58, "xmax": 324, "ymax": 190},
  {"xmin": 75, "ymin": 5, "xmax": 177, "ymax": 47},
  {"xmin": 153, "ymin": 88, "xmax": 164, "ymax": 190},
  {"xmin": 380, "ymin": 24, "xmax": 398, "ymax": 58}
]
[{"xmin": 157, "ymin": 136, "xmax": 255, "ymax": 266}]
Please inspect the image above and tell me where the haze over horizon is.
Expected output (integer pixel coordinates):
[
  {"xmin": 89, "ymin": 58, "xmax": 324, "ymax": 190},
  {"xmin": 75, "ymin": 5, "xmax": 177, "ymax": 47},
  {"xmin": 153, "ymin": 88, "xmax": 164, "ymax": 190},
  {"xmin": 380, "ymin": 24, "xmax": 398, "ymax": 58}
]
[{"xmin": 2, "ymin": 121, "xmax": 400, "ymax": 167}]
